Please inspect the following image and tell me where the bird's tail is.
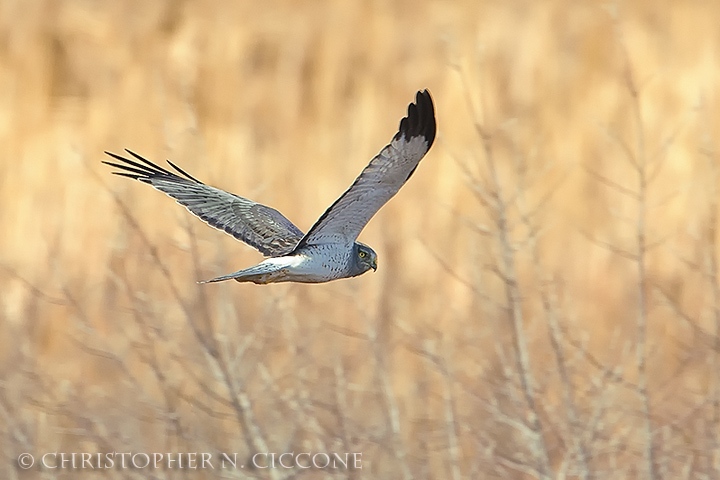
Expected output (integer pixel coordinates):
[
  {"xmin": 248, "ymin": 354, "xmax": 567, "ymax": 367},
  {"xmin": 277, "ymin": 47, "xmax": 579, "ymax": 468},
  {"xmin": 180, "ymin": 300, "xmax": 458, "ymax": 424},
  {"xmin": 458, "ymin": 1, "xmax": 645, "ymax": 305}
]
[{"xmin": 198, "ymin": 262, "xmax": 286, "ymax": 285}]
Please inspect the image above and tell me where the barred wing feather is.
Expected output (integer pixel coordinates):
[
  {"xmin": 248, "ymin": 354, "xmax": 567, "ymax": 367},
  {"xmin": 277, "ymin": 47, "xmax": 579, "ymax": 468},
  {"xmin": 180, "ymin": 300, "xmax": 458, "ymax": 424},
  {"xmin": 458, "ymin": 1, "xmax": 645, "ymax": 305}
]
[
  {"xmin": 293, "ymin": 89, "xmax": 436, "ymax": 250},
  {"xmin": 103, "ymin": 150, "xmax": 304, "ymax": 257}
]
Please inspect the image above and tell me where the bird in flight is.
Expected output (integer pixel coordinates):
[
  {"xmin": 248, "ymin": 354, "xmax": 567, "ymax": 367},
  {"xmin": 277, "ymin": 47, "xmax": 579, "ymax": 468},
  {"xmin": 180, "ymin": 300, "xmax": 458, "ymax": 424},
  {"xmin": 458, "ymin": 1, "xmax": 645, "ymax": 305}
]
[{"xmin": 103, "ymin": 90, "xmax": 436, "ymax": 284}]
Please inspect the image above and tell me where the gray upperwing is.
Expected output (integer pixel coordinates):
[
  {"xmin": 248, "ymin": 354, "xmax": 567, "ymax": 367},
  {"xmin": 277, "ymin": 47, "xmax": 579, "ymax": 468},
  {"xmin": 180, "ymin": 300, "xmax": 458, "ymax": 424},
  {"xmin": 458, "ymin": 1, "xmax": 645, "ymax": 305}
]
[
  {"xmin": 292, "ymin": 89, "xmax": 436, "ymax": 250},
  {"xmin": 103, "ymin": 150, "xmax": 304, "ymax": 257}
]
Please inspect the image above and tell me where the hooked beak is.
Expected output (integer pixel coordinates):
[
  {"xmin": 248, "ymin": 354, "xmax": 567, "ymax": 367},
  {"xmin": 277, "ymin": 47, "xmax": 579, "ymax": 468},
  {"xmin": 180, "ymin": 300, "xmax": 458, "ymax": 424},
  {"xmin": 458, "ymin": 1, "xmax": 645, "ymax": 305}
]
[{"xmin": 371, "ymin": 259, "xmax": 377, "ymax": 272}]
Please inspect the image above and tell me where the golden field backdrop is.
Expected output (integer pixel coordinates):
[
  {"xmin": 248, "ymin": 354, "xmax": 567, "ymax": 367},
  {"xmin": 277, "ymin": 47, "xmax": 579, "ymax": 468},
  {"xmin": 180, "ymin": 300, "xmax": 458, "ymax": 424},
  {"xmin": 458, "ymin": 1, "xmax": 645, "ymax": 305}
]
[{"xmin": 1, "ymin": 0, "xmax": 720, "ymax": 478}]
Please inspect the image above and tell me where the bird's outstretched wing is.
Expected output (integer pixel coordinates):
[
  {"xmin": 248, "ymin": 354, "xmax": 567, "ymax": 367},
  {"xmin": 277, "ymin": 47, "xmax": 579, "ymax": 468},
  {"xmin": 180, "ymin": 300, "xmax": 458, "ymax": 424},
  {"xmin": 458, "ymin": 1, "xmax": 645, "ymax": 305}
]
[
  {"xmin": 103, "ymin": 150, "xmax": 304, "ymax": 257},
  {"xmin": 292, "ymin": 89, "xmax": 436, "ymax": 251}
]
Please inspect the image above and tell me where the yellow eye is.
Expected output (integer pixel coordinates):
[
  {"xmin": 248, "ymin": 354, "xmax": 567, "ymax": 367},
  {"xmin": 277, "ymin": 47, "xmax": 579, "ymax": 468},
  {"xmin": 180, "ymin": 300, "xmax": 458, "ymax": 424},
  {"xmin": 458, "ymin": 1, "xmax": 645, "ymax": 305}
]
[{"xmin": 359, "ymin": 251, "xmax": 367, "ymax": 258}]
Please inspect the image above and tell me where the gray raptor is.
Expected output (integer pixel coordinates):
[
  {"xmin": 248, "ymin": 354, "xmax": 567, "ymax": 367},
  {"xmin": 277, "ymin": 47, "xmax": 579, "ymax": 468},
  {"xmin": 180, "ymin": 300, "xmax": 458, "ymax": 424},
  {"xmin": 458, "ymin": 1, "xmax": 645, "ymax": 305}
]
[{"xmin": 103, "ymin": 90, "xmax": 436, "ymax": 284}]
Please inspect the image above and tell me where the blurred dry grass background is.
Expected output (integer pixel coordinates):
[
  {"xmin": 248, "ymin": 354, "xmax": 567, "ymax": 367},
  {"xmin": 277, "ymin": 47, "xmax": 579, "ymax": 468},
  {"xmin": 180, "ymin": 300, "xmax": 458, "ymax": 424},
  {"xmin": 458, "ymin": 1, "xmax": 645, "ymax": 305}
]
[{"xmin": 2, "ymin": 0, "xmax": 720, "ymax": 478}]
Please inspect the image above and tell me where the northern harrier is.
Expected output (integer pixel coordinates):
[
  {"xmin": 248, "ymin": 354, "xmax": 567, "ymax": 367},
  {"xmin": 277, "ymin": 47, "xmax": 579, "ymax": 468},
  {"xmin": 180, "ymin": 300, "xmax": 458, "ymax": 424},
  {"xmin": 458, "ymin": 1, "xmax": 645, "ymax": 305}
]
[{"xmin": 103, "ymin": 90, "xmax": 436, "ymax": 284}]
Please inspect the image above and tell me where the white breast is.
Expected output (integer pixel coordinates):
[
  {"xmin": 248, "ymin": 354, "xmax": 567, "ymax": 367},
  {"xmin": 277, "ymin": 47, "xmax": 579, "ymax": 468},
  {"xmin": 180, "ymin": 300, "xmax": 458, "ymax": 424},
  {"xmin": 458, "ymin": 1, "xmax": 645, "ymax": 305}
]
[{"xmin": 266, "ymin": 246, "xmax": 352, "ymax": 283}]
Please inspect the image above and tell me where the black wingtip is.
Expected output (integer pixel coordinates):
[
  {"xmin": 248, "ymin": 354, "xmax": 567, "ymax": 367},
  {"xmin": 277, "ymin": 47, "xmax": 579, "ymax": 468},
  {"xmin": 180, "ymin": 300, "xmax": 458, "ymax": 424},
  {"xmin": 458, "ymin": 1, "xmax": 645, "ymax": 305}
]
[
  {"xmin": 102, "ymin": 149, "xmax": 202, "ymax": 185},
  {"xmin": 395, "ymin": 89, "xmax": 436, "ymax": 149}
]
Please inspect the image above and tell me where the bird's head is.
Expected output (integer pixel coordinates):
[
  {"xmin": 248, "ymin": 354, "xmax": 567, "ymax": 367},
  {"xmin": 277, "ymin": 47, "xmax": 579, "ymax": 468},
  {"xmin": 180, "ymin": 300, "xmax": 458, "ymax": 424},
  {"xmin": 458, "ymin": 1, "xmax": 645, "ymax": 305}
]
[{"xmin": 352, "ymin": 242, "xmax": 377, "ymax": 276}]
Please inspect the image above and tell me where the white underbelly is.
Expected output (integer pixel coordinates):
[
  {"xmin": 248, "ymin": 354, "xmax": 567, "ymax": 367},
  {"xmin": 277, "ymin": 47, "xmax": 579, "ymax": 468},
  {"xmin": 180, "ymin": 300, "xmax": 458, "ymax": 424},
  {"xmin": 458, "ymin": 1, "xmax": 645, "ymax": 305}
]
[{"xmin": 260, "ymin": 251, "xmax": 347, "ymax": 283}]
